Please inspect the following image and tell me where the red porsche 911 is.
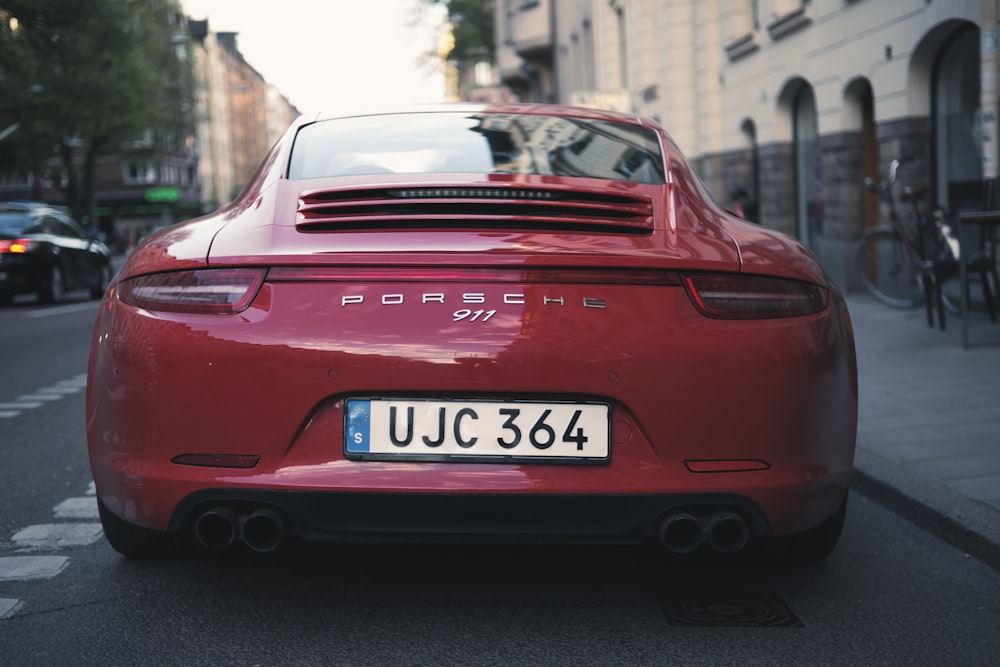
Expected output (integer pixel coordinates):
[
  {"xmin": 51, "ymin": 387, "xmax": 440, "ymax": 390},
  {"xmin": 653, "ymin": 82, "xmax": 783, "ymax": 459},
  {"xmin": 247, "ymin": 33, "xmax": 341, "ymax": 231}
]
[{"xmin": 86, "ymin": 104, "xmax": 857, "ymax": 561}]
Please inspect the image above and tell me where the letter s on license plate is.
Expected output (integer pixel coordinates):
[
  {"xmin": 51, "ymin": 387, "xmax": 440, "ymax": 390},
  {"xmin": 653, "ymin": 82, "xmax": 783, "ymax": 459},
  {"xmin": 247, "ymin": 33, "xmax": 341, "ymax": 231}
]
[{"xmin": 345, "ymin": 398, "xmax": 610, "ymax": 463}]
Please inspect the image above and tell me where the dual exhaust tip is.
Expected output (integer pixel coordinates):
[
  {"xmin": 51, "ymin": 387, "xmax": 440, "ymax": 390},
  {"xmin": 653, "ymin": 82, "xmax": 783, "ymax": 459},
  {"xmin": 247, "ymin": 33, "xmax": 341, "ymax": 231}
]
[
  {"xmin": 193, "ymin": 506, "xmax": 286, "ymax": 553},
  {"xmin": 657, "ymin": 510, "xmax": 750, "ymax": 554}
]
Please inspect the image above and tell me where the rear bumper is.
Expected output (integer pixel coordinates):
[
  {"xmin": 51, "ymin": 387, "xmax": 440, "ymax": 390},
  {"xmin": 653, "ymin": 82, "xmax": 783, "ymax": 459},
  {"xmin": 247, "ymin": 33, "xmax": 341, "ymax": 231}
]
[{"xmin": 169, "ymin": 488, "xmax": 771, "ymax": 545}]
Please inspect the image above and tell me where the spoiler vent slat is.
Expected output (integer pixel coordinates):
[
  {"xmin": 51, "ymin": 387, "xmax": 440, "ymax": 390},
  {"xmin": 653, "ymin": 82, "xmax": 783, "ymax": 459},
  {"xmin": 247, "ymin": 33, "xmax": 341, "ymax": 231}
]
[{"xmin": 296, "ymin": 186, "xmax": 654, "ymax": 234}]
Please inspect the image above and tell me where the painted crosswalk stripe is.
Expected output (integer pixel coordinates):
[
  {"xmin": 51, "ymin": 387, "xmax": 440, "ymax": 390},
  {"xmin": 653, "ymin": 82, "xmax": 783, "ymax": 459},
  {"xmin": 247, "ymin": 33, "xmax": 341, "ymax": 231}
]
[
  {"xmin": 12, "ymin": 524, "xmax": 104, "ymax": 550},
  {"xmin": 0, "ymin": 556, "xmax": 69, "ymax": 581},
  {"xmin": 0, "ymin": 598, "xmax": 22, "ymax": 619},
  {"xmin": 15, "ymin": 393, "xmax": 64, "ymax": 402},
  {"xmin": 53, "ymin": 497, "xmax": 100, "ymax": 520}
]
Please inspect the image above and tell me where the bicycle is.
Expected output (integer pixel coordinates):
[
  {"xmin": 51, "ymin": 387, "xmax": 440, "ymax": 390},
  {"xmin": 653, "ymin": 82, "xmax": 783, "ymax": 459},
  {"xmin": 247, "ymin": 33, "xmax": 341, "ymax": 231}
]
[{"xmin": 856, "ymin": 159, "xmax": 959, "ymax": 315}]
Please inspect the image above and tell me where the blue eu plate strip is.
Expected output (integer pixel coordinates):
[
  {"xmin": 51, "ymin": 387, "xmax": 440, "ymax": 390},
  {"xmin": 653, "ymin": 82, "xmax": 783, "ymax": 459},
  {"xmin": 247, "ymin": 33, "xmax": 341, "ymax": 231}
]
[{"xmin": 345, "ymin": 399, "xmax": 371, "ymax": 453}]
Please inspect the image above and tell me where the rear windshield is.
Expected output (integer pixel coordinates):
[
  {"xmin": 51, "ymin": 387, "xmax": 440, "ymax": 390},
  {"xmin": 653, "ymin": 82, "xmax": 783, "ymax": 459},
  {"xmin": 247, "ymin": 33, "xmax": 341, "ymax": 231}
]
[
  {"xmin": 0, "ymin": 212, "xmax": 33, "ymax": 235},
  {"xmin": 287, "ymin": 112, "xmax": 665, "ymax": 184}
]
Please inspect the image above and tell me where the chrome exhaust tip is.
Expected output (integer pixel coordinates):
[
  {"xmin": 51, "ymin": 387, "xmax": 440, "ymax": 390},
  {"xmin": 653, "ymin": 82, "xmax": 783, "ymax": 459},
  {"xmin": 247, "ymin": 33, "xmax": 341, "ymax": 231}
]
[
  {"xmin": 193, "ymin": 506, "xmax": 237, "ymax": 550},
  {"xmin": 707, "ymin": 512, "xmax": 750, "ymax": 553},
  {"xmin": 658, "ymin": 512, "xmax": 704, "ymax": 554},
  {"xmin": 240, "ymin": 508, "xmax": 285, "ymax": 553}
]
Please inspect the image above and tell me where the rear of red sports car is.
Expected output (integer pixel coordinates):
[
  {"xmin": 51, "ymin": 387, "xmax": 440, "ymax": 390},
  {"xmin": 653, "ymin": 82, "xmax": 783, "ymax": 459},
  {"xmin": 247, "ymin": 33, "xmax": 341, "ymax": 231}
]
[{"xmin": 86, "ymin": 105, "xmax": 857, "ymax": 560}]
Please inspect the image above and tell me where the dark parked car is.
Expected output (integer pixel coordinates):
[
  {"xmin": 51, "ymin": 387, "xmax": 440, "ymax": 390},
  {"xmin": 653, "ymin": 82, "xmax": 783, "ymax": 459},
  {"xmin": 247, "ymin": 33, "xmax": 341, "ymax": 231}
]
[{"xmin": 0, "ymin": 201, "xmax": 112, "ymax": 304}]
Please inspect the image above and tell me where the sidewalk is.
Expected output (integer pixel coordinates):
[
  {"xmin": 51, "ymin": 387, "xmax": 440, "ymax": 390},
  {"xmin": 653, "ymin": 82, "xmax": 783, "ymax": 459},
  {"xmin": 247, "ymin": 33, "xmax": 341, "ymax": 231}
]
[{"xmin": 846, "ymin": 291, "xmax": 1000, "ymax": 570}]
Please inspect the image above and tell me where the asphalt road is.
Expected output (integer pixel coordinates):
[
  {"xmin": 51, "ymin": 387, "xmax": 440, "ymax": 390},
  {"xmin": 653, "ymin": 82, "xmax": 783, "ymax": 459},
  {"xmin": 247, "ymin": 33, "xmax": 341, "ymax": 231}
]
[{"xmin": 1, "ymin": 295, "xmax": 999, "ymax": 666}]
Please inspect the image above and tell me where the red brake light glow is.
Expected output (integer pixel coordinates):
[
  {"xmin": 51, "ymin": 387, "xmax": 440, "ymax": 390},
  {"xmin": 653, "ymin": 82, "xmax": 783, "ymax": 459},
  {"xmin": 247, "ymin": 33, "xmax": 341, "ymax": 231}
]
[
  {"xmin": 683, "ymin": 273, "xmax": 828, "ymax": 319},
  {"xmin": 118, "ymin": 269, "xmax": 266, "ymax": 314},
  {"xmin": 0, "ymin": 239, "xmax": 33, "ymax": 253}
]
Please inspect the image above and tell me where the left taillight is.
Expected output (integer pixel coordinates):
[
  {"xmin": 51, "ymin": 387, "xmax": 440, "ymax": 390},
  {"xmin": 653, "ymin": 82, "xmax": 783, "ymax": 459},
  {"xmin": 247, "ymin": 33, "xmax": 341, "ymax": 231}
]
[
  {"xmin": 118, "ymin": 268, "xmax": 266, "ymax": 314},
  {"xmin": 683, "ymin": 273, "xmax": 829, "ymax": 319},
  {"xmin": 0, "ymin": 239, "xmax": 34, "ymax": 253}
]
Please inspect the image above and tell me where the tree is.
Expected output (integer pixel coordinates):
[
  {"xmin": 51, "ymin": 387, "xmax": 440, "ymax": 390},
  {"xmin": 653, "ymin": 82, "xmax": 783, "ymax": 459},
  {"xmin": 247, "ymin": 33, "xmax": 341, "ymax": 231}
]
[
  {"xmin": 0, "ymin": 0, "xmax": 193, "ymax": 224},
  {"xmin": 422, "ymin": 0, "xmax": 495, "ymax": 67}
]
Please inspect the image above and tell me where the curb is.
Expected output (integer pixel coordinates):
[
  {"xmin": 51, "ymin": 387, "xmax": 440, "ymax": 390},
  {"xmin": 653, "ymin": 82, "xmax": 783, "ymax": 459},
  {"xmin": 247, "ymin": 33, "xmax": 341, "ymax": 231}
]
[{"xmin": 851, "ymin": 447, "xmax": 1000, "ymax": 571}]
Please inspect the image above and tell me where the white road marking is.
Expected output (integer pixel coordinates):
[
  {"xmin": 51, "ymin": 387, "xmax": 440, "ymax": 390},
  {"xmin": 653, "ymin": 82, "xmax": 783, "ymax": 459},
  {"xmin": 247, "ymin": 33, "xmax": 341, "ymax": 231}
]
[
  {"xmin": 0, "ymin": 374, "xmax": 88, "ymax": 419},
  {"xmin": 0, "ymin": 556, "xmax": 69, "ymax": 581},
  {"xmin": 15, "ymin": 393, "xmax": 64, "ymax": 402},
  {"xmin": 22, "ymin": 302, "xmax": 97, "ymax": 319},
  {"xmin": 12, "ymin": 524, "xmax": 104, "ymax": 550},
  {"xmin": 36, "ymin": 386, "xmax": 83, "ymax": 396},
  {"xmin": 54, "ymin": 497, "xmax": 100, "ymax": 520},
  {"xmin": 1, "ymin": 598, "xmax": 22, "ymax": 619},
  {"xmin": 1, "ymin": 484, "xmax": 103, "ymax": 621}
]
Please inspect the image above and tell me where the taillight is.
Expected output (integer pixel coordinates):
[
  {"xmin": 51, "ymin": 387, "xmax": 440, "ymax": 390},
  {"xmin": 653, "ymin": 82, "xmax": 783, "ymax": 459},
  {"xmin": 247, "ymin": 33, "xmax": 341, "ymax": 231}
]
[
  {"xmin": 118, "ymin": 269, "xmax": 266, "ymax": 314},
  {"xmin": 683, "ymin": 273, "xmax": 828, "ymax": 319},
  {"xmin": 0, "ymin": 238, "xmax": 34, "ymax": 253}
]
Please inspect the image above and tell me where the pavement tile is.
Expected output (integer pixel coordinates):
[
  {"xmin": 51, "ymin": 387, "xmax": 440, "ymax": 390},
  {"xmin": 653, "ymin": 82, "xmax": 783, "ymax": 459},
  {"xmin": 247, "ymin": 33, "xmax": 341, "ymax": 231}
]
[{"xmin": 846, "ymin": 291, "xmax": 1000, "ymax": 571}]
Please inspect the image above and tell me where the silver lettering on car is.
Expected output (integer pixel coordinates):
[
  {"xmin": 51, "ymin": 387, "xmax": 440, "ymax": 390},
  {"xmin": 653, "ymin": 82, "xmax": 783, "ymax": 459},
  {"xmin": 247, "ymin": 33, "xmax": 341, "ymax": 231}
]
[
  {"xmin": 453, "ymin": 309, "xmax": 497, "ymax": 322},
  {"xmin": 340, "ymin": 293, "xmax": 607, "ymax": 310}
]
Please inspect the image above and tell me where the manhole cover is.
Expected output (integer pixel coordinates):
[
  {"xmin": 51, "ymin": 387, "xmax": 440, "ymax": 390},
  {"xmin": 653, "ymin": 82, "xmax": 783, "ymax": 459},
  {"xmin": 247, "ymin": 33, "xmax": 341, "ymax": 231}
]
[{"xmin": 657, "ymin": 592, "xmax": 803, "ymax": 627}]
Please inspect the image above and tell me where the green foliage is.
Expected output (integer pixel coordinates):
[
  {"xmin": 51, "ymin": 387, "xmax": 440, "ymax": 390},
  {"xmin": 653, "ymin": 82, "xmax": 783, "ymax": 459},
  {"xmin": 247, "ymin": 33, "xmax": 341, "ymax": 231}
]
[
  {"xmin": 434, "ymin": 0, "xmax": 495, "ymax": 64},
  {"xmin": 0, "ymin": 0, "xmax": 193, "ymax": 216}
]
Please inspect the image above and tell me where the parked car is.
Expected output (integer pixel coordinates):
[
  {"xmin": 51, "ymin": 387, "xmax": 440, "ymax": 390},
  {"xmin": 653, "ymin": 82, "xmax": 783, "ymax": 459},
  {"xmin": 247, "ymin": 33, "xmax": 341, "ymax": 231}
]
[
  {"xmin": 0, "ymin": 201, "xmax": 112, "ymax": 304},
  {"xmin": 87, "ymin": 104, "xmax": 858, "ymax": 562}
]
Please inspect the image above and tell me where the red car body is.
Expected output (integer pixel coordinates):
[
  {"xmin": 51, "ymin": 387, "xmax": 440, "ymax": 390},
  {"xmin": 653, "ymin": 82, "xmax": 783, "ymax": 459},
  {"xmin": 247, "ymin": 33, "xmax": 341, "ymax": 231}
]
[{"xmin": 86, "ymin": 104, "xmax": 857, "ymax": 560}]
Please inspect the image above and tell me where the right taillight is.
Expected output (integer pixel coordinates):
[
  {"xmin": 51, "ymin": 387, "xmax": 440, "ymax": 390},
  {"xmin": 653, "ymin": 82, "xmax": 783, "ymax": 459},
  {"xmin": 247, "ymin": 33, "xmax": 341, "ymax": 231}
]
[
  {"xmin": 682, "ymin": 273, "xmax": 828, "ymax": 319},
  {"xmin": 118, "ymin": 268, "xmax": 266, "ymax": 314}
]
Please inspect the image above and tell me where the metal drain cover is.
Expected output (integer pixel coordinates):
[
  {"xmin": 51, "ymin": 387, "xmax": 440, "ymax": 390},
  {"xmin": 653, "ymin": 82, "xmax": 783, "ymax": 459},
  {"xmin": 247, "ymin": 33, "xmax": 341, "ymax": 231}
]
[{"xmin": 657, "ymin": 592, "xmax": 804, "ymax": 627}]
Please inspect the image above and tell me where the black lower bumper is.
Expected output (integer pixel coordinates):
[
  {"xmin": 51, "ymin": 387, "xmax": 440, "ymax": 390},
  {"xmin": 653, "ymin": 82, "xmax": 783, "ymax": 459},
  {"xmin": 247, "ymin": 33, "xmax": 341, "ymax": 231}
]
[{"xmin": 170, "ymin": 490, "xmax": 770, "ymax": 545}]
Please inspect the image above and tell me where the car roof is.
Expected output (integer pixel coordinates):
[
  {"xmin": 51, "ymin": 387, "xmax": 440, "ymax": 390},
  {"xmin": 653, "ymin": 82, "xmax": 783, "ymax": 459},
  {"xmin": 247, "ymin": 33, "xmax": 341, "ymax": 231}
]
[
  {"xmin": 0, "ymin": 201, "xmax": 68, "ymax": 215},
  {"xmin": 308, "ymin": 102, "xmax": 651, "ymax": 128}
]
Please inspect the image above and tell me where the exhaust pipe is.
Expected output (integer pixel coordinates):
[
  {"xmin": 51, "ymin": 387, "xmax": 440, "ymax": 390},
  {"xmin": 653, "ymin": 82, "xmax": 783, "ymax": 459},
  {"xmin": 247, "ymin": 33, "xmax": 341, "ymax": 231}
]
[
  {"xmin": 240, "ymin": 508, "xmax": 285, "ymax": 553},
  {"xmin": 194, "ymin": 506, "xmax": 237, "ymax": 550},
  {"xmin": 658, "ymin": 512, "xmax": 704, "ymax": 554},
  {"xmin": 707, "ymin": 512, "xmax": 750, "ymax": 553}
]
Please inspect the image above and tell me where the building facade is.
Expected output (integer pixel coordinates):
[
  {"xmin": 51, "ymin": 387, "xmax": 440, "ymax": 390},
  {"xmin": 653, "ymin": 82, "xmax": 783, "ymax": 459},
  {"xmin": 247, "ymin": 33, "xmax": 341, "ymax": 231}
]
[
  {"xmin": 1, "ymin": 12, "xmax": 298, "ymax": 250},
  {"xmin": 188, "ymin": 23, "xmax": 299, "ymax": 214},
  {"xmin": 498, "ymin": 0, "xmax": 989, "ymax": 292}
]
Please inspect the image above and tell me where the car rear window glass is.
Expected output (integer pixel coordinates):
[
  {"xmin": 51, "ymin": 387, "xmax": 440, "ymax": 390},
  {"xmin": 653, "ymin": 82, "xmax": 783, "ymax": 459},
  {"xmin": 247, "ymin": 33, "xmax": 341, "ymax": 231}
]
[
  {"xmin": 0, "ymin": 212, "xmax": 34, "ymax": 234},
  {"xmin": 287, "ymin": 112, "xmax": 665, "ymax": 184}
]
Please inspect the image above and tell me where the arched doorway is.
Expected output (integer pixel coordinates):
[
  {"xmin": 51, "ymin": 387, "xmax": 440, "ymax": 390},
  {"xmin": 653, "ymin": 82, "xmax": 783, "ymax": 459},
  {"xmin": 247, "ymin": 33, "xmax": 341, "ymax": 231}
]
[
  {"xmin": 934, "ymin": 24, "xmax": 981, "ymax": 212},
  {"xmin": 793, "ymin": 84, "xmax": 820, "ymax": 251},
  {"xmin": 739, "ymin": 119, "xmax": 761, "ymax": 223}
]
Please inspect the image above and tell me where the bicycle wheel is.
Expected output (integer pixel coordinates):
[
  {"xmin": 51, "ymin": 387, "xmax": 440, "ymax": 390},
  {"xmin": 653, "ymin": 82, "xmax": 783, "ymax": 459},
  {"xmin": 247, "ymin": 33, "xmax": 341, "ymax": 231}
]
[{"xmin": 856, "ymin": 229, "xmax": 924, "ymax": 307}]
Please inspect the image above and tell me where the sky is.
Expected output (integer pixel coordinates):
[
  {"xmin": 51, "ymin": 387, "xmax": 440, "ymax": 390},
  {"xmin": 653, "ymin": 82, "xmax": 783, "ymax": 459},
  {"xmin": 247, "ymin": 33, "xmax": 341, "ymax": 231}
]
[{"xmin": 181, "ymin": 0, "xmax": 448, "ymax": 115}]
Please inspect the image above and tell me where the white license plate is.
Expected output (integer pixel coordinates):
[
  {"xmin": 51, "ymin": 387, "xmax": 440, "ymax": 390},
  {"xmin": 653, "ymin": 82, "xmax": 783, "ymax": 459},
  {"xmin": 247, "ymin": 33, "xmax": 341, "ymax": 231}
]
[{"xmin": 345, "ymin": 398, "xmax": 610, "ymax": 463}]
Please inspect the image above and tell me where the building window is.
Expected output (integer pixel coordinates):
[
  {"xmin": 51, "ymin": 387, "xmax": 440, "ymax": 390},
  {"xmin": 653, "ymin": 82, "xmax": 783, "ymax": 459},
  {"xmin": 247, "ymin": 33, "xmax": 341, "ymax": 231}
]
[
  {"xmin": 123, "ymin": 160, "xmax": 157, "ymax": 185},
  {"xmin": 616, "ymin": 6, "xmax": 627, "ymax": 89},
  {"xmin": 934, "ymin": 25, "xmax": 982, "ymax": 212}
]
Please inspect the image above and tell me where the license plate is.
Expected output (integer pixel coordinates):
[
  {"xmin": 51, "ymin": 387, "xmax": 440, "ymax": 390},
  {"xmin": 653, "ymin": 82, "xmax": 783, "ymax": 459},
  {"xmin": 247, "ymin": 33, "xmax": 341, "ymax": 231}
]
[{"xmin": 345, "ymin": 398, "xmax": 610, "ymax": 463}]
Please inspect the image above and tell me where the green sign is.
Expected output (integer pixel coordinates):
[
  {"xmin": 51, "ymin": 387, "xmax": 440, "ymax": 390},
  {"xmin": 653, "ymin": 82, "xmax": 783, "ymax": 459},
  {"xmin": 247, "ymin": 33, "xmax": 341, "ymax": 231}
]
[{"xmin": 145, "ymin": 187, "xmax": 180, "ymax": 203}]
